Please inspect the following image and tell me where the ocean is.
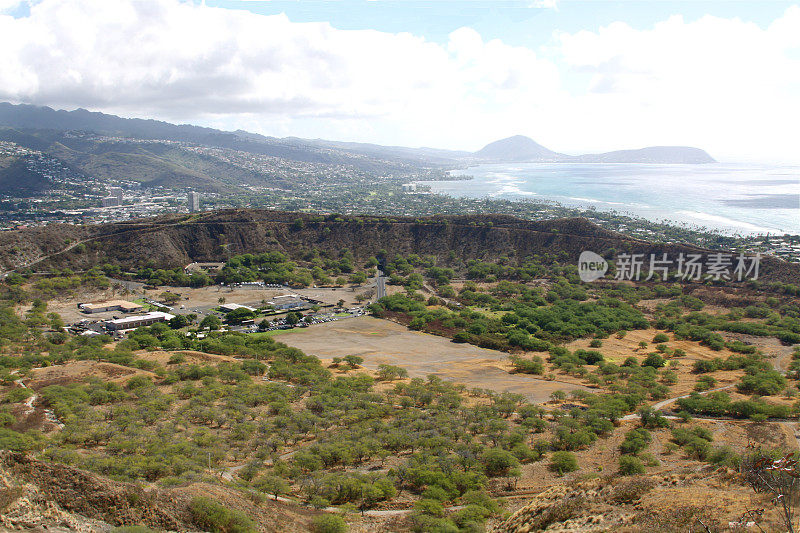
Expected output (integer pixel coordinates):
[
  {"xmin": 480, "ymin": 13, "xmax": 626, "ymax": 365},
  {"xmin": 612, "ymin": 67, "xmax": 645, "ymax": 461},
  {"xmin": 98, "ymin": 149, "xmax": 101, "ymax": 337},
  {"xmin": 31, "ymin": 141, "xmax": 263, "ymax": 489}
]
[{"xmin": 418, "ymin": 162, "xmax": 800, "ymax": 236}]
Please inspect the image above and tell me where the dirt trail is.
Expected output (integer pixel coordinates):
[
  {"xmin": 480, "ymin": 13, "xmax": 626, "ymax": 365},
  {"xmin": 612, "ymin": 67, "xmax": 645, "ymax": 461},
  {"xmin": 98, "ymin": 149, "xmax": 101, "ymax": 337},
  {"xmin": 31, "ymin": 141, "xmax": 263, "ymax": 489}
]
[{"xmin": 9, "ymin": 370, "xmax": 64, "ymax": 429}]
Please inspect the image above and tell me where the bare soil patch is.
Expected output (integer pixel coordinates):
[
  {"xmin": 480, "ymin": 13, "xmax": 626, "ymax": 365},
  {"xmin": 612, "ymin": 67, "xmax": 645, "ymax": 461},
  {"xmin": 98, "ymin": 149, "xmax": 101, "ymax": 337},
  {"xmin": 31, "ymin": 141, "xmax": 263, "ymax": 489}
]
[
  {"xmin": 28, "ymin": 361, "xmax": 155, "ymax": 389},
  {"xmin": 134, "ymin": 349, "xmax": 239, "ymax": 366},
  {"xmin": 278, "ymin": 316, "xmax": 588, "ymax": 403}
]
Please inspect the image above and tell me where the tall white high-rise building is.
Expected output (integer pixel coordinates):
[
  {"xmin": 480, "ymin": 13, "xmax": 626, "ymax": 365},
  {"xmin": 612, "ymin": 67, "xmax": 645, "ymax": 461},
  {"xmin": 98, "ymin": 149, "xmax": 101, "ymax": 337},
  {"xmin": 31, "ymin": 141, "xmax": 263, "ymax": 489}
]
[
  {"xmin": 108, "ymin": 187, "xmax": 123, "ymax": 202},
  {"xmin": 188, "ymin": 191, "xmax": 200, "ymax": 212}
]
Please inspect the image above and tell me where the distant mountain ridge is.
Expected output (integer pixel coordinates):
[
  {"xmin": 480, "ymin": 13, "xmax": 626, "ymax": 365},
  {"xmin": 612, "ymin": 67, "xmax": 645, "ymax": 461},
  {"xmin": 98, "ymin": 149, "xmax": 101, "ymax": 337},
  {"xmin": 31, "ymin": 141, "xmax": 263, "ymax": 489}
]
[
  {"xmin": 473, "ymin": 136, "xmax": 716, "ymax": 164},
  {"xmin": 473, "ymin": 135, "xmax": 564, "ymax": 161},
  {"xmin": 0, "ymin": 102, "xmax": 716, "ymax": 194},
  {"xmin": 0, "ymin": 102, "xmax": 716, "ymax": 165},
  {"xmin": 0, "ymin": 102, "xmax": 467, "ymax": 166},
  {"xmin": 573, "ymin": 146, "xmax": 716, "ymax": 164}
]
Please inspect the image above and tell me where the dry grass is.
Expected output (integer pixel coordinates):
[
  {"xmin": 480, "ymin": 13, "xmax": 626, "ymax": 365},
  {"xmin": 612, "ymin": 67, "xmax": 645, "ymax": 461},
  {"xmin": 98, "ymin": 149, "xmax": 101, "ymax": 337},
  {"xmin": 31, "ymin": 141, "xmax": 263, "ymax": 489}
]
[
  {"xmin": 278, "ymin": 316, "xmax": 588, "ymax": 403},
  {"xmin": 29, "ymin": 360, "xmax": 156, "ymax": 389}
]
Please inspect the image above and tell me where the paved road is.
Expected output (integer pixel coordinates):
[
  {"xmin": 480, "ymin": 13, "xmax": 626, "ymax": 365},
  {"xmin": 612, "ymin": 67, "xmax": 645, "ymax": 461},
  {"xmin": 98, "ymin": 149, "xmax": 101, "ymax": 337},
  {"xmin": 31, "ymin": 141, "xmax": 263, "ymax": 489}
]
[
  {"xmin": 376, "ymin": 271, "xmax": 386, "ymax": 300},
  {"xmin": 620, "ymin": 384, "xmax": 736, "ymax": 421}
]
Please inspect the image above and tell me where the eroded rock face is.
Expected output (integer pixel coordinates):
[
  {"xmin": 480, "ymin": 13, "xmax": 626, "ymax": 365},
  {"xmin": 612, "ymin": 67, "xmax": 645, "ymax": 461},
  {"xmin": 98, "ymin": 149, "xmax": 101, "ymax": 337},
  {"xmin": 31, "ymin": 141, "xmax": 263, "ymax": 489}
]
[
  {"xmin": 0, "ymin": 451, "xmax": 189, "ymax": 530},
  {"xmin": 0, "ymin": 451, "xmax": 320, "ymax": 533},
  {"xmin": 1, "ymin": 210, "xmax": 796, "ymax": 284},
  {"xmin": 0, "ymin": 465, "xmax": 112, "ymax": 532},
  {"xmin": 491, "ymin": 466, "xmax": 776, "ymax": 533},
  {"xmin": 0, "ymin": 452, "xmax": 187, "ymax": 531},
  {"xmin": 492, "ymin": 479, "xmax": 631, "ymax": 533}
]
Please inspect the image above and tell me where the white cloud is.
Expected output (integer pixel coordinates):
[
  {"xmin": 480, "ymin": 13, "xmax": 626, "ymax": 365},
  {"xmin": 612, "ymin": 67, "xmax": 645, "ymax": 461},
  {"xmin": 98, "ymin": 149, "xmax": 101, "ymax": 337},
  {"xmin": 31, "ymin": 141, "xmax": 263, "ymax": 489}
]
[
  {"xmin": 552, "ymin": 9, "xmax": 800, "ymax": 161},
  {"xmin": 0, "ymin": 0, "xmax": 798, "ymax": 162},
  {"xmin": 0, "ymin": 0, "xmax": 24, "ymax": 12},
  {"xmin": 0, "ymin": 1, "xmax": 559, "ymax": 135},
  {"xmin": 529, "ymin": 0, "xmax": 559, "ymax": 10}
]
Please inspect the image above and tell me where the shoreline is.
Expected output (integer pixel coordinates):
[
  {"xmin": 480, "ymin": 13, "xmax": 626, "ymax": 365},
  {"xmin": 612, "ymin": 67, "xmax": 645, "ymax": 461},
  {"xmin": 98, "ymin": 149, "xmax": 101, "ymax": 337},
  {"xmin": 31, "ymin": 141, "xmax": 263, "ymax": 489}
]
[{"xmin": 416, "ymin": 162, "xmax": 800, "ymax": 238}]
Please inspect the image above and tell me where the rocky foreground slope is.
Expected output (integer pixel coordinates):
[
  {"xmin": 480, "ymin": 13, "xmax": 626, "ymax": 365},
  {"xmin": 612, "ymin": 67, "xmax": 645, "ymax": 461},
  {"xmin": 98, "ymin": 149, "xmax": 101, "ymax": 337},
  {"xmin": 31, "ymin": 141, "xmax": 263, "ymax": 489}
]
[
  {"xmin": 0, "ymin": 451, "xmax": 317, "ymax": 532},
  {"xmin": 491, "ymin": 469, "xmax": 772, "ymax": 532}
]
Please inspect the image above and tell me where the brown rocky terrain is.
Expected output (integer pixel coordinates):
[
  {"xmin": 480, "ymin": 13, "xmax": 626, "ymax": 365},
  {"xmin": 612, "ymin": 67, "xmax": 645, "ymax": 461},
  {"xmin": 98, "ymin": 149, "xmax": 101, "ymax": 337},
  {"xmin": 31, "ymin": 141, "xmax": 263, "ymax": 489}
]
[
  {"xmin": 491, "ymin": 470, "xmax": 778, "ymax": 532},
  {"xmin": 0, "ymin": 451, "xmax": 320, "ymax": 532},
  {"xmin": 0, "ymin": 209, "xmax": 797, "ymax": 283}
]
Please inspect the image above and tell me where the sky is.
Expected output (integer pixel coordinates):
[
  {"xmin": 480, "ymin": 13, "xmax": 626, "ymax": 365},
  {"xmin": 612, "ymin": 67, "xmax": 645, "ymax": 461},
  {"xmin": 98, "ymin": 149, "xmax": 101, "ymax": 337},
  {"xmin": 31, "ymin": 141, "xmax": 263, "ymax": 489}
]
[{"xmin": 0, "ymin": 0, "xmax": 799, "ymax": 162}]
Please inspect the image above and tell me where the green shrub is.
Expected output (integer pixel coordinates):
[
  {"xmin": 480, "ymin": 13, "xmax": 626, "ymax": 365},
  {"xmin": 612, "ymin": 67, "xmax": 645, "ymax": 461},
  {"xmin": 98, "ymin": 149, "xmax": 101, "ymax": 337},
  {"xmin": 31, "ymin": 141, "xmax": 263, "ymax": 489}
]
[
  {"xmin": 694, "ymin": 375, "xmax": 717, "ymax": 392},
  {"xmin": 684, "ymin": 437, "xmax": 712, "ymax": 460},
  {"xmin": 737, "ymin": 370, "xmax": 786, "ymax": 396},
  {"xmin": 639, "ymin": 407, "xmax": 670, "ymax": 429},
  {"xmin": 641, "ymin": 354, "xmax": 666, "ymax": 369},
  {"xmin": 414, "ymin": 498, "xmax": 446, "ymax": 517},
  {"xmin": 619, "ymin": 428, "xmax": 651, "ymax": 455},
  {"xmin": 509, "ymin": 355, "xmax": 543, "ymax": 375},
  {"xmin": 692, "ymin": 360, "xmax": 717, "ymax": 373},
  {"xmin": 0, "ymin": 428, "xmax": 39, "ymax": 451},
  {"xmin": 618, "ymin": 455, "xmax": 645, "ymax": 475},
  {"xmin": 422, "ymin": 486, "xmax": 450, "ymax": 502},
  {"xmin": 3, "ymin": 388, "xmax": 33, "ymax": 404},
  {"xmin": 482, "ymin": 448, "xmax": 520, "ymax": 477},
  {"xmin": 167, "ymin": 353, "xmax": 186, "ymax": 365},
  {"xmin": 0, "ymin": 412, "xmax": 14, "ymax": 427},
  {"xmin": 452, "ymin": 504, "xmax": 493, "ymax": 528},
  {"xmin": 708, "ymin": 446, "xmax": 741, "ymax": 469},
  {"xmin": 652, "ymin": 333, "xmax": 670, "ymax": 343},
  {"xmin": 640, "ymin": 452, "xmax": 660, "ymax": 467},
  {"xmin": 189, "ymin": 497, "xmax": 256, "ymax": 533},
  {"xmin": 312, "ymin": 515, "xmax": 348, "ymax": 533},
  {"xmin": 549, "ymin": 451, "xmax": 578, "ymax": 476}
]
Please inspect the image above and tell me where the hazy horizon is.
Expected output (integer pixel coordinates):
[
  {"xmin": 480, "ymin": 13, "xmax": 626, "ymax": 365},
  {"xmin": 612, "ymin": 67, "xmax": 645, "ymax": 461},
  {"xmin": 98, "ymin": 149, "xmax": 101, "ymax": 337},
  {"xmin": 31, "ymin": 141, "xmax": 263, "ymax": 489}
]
[{"xmin": 1, "ymin": 0, "xmax": 799, "ymax": 164}]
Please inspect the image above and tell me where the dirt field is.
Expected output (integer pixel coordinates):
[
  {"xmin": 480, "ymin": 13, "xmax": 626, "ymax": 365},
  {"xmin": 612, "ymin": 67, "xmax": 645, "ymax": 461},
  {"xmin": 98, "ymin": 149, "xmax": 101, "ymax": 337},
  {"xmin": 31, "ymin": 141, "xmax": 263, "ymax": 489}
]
[
  {"xmin": 132, "ymin": 350, "xmax": 240, "ymax": 367},
  {"xmin": 277, "ymin": 316, "xmax": 587, "ymax": 403},
  {"xmin": 28, "ymin": 360, "xmax": 155, "ymax": 389}
]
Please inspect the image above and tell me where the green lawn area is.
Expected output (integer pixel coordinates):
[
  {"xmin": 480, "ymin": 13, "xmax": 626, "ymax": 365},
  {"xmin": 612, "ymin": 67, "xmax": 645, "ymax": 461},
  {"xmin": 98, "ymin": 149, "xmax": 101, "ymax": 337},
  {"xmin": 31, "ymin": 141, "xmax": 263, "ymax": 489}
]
[
  {"xmin": 248, "ymin": 330, "xmax": 292, "ymax": 338},
  {"xmin": 132, "ymin": 298, "xmax": 160, "ymax": 311}
]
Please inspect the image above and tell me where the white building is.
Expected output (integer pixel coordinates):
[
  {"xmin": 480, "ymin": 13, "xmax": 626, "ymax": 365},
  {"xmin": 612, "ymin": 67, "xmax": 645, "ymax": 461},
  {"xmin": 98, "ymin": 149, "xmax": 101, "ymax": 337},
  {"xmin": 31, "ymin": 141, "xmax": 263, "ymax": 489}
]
[
  {"xmin": 79, "ymin": 300, "xmax": 143, "ymax": 314},
  {"xmin": 188, "ymin": 191, "xmax": 200, "ymax": 212},
  {"xmin": 105, "ymin": 311, "xmax": 175, "ymax": 331},
  {"xmin": 108, "ymin": 187, "xmax": 123, "ymax": 202},
  {"xmin": 268, "ymin": 295, "xmax": 306, "ymax": 310},
  {"xmin": 219, "ymin": 303, "xmax": 257, "ymax": 313}
]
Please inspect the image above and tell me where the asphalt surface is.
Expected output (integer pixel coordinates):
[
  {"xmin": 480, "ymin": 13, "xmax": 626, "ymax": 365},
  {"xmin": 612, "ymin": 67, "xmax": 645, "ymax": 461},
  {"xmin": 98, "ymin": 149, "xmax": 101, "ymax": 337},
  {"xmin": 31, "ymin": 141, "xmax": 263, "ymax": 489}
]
[{"xmin": 376, "ymin": 270, "xmax": 386, "ymax": 299}]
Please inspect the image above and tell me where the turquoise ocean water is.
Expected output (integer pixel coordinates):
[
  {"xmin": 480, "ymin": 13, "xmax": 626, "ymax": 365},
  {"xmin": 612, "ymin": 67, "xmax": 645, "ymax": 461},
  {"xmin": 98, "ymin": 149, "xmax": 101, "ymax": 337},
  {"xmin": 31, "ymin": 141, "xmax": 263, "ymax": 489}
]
[{"xmin": 418, "ymin": 163, "xmax": 800, "ymax": 235}]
